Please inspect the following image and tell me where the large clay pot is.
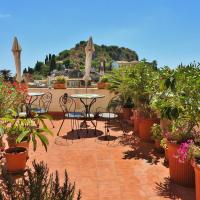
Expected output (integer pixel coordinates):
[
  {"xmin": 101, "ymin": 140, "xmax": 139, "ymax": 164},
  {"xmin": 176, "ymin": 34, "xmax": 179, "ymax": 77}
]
[
  {"xmin": 131, "ymin": 109, "xmax": 142, "ymax": 133},
  {"xmin": 165, "ymin": 148, "xmax": 169, "ymax": 161},
  {"xmin": 122, "ymin": 108, "xmax": 132, "ymax": 121},
  {"xmin": 168, "ymin": 142, "xmax": 195, "ymax": 187},
  {"xmin": 138, "ymin": 118, "xmax": 159, "ymax": 142},
  {"xmin": 53, "ymin": 83, "xmax": 66, "ymax": 89},
  {"xmin": 192, "ymin": 160, "xmax": 200, "ymax": 200},
  {"xmin": 5, "ymin": 147, "xmax": 27, "ymax": 173}
]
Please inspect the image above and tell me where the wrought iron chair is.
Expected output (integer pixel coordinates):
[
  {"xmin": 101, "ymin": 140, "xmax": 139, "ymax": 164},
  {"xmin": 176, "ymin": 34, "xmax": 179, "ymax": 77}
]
[
  {"xmin": 31, "ymin": 92, "xmax": 54, "ymax": 128},
  {"xmin": 96, "ymin": 96, "xmax": 127, "ymax": 141},
  {"xmin": 57, "ymin": 93, "xmax": 84, "ymax": 138}
]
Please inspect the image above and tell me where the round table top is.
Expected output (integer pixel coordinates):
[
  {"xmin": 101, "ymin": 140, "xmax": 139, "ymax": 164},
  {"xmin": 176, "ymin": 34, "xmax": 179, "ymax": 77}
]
[
  {"xmin": 28, "ymin": 92, "xmax": 45, "ymax": 96},
  {"xmin": 70, "ymin": 93, "xmax": 105, "ymax": 99}
]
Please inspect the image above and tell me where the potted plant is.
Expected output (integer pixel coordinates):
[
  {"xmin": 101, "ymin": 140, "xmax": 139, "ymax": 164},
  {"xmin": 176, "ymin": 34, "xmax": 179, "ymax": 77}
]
[
  {"xmin": 53, "ymin": 76, "xmax": 66, "ymax": 89},
  {"xmin": 151, "ymin": 63, "xmax": 200, "ymax": 187},
  {"xmin": 97, "ymin": 76, "xmax": 109, "ymax": 89},
  {"xmin": 151, "ymin": 124, "xmax": 163, "ymax": 151},
  {"xmin": 163, "ymin": 120, "xmax": 196, "ymax": 187},
  {"xmin": 0, "ymin": 110, "xmax": 53, "ymax": 173},
  {"xmin": 190, "ymin": 145, "xmax": 200, "ymax": 200},
  {"xmin": 130, "ymin": 62, "xmax": 160, "ymax": 141},
  {"xmin": 106, "ymin": 69, "xmax": 136, "ymax": 121}
]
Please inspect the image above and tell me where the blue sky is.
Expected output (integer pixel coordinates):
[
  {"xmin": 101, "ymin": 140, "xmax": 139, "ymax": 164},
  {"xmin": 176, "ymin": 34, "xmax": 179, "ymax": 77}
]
[{"xmin": 0, "ymin": 0, "xmax": 200, "ymax": 73}]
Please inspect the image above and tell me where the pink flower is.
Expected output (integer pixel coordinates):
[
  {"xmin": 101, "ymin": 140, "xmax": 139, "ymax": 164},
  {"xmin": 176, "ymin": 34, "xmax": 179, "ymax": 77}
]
[{"xmin": 177, "ymin": 140, "xmax": 193, "ymax": 162}]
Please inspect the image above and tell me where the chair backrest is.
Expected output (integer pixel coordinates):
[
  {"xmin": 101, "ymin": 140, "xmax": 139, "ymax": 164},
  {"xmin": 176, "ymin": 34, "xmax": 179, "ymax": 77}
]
[
  {"xmin": 107, "ymin": 96, "xmax": 123, "ymax": 114},
  {"xmin": 39, "ymin": 92, "xmax": 52, "ymax": 112},
  {"xmin": 59, "ymin": 93, "xmax": 77, "ymax": 114}
]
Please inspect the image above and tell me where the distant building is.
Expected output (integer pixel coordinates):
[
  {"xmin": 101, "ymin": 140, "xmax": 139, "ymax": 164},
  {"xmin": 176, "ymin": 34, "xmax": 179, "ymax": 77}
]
[{"xmin": 112, "ymin": 60, "xmax": 139, "ymax": 69}]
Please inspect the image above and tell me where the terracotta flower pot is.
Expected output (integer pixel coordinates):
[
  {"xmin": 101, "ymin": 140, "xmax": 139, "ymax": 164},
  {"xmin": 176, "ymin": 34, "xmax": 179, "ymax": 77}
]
[
  {"xmin": 7, "ymin": 137, "xmax": 29, "ymax": 159},
  {"xmin": 53, "ymin": 83, "xmax": 66, "ymax": 89},
  {"xmin": 138, "ymin": 118, "xmax": 159, "ymax": 142},
  {"xmin": 5, "ymin": 147, "xmax": 27, "ymax": 173},
  {"xmin": 97, "ymin": 82, "xmax": 109, "ymax": 89},
  {"xmin": 122, "ymin": 108, "xmax": 132, "ymax": 121},
  {"xmin": 192, "ymin": 160, "xmax": 200, "ymax": 200},
  {"xmin": 168, "ymin": 142, "xmax": 195, "ymax": 187}
]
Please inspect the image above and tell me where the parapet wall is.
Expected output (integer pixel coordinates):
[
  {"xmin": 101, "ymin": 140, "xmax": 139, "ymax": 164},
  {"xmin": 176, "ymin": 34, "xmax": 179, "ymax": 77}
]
[{"xmin": 28, "ymin": 88, "xmax": 115, "ymax": 112}]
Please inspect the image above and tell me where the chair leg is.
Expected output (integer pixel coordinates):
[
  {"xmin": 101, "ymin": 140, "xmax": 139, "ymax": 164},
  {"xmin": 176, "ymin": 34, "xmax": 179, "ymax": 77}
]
[
  {"xmin": 49, "ymin": 119, "xmax": 55, "ymax": 128},
  {"xmin": 72, "ymin": 118, "xmax": 80, "ymax": 139},
  {"xmin": 57, "ymin": 118, "xmax": 65, "ymax": 136}
]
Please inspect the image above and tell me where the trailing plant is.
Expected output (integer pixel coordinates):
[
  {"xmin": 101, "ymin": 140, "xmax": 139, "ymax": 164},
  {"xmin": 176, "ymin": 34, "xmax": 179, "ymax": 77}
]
[{"xmin": 0, "ymin": 160, "xmax": 81, "ymax": 200}]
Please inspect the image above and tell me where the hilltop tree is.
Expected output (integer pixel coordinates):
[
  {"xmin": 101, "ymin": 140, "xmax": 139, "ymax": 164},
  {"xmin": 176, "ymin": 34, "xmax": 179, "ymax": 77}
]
[
  {"xmin": 50, "ymin": 54, "xmax": 57, "ymax": 72},
  {"xmin": 23, "ymin": 68, "xmax": 28, "ymax": 74},
  {"xmin": 48, "ymin": 54, "xmax": 52, "ymax": 61},
  {"xmin": 28, "ymin": 67, "xmax": 34, "ymax": 74},
  {"xmin": 45, "ymin": 55, "xmax": 49, "ymax": 65},
  {"xmin": 34, "ymin": 61, "xmax": 43, "ymax": 72}
]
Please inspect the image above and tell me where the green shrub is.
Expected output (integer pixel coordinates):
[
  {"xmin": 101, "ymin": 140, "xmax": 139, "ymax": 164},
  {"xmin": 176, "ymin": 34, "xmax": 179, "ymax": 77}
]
[{"xmin": 0, "ymin": 160, "xmax": 81, "ymax": 200}]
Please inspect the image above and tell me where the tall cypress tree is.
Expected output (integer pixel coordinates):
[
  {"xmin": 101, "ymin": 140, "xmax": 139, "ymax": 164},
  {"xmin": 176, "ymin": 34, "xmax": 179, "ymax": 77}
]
[
  {"xmin": 45, "ymin": 55, "xmax": 49, "ymax": 65},
  {"xmin": 49, "ymin": 54, "xmax": 52, "ymax": 61},
  {"xmin": 50, "ymin": 55, "xmax": 56, "ymax": 72}
]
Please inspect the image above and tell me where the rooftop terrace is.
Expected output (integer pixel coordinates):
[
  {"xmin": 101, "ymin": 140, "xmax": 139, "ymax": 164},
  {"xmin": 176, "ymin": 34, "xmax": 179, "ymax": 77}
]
[{"xmin": 27, "ymin": 118, "xmax": 195, "ymax": 200}]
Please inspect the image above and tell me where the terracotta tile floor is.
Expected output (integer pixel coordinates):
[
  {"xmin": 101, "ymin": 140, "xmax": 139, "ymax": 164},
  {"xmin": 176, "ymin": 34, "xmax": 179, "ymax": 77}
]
[{"xmin": 27, "ymin": 119, "xmax": 195, "ymax": 200}]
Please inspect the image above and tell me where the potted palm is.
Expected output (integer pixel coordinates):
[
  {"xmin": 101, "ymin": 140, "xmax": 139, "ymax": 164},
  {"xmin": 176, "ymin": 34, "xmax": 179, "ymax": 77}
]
[
  {"xmin": 106, "ymin": 69, "xmax": 135, "ymax": 121},
  {"xmin": 53, "ymin": 76, "xmax": 66, "ymax": 89},
  {"xmin": 0, "ymin": 111, "xmax": 53, "ymax": 173}
]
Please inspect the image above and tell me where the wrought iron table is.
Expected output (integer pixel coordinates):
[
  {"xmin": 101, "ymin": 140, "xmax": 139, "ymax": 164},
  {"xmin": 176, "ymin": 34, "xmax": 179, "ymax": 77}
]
[
  {"xmin": 26, "ymin": 92, "xmax": 44, "ymax": 116},
  {"xmin": 70, "ymin": 93, "xmax": 105, "ymax": 133}
]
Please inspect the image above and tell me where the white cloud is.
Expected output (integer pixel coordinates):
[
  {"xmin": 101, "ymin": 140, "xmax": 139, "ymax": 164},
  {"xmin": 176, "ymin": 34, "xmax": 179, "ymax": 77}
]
[{"xmin": 0, "ymin": 14, "xmax": 11, "ymax": 19}]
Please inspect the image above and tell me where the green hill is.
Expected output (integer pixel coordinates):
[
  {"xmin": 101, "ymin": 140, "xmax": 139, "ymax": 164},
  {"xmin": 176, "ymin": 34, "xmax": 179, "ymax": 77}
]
[
  {"xmin": 56, "ymin": 41, "xmax": 139, "ymax": 69},
  {"xmin": 25, "ymin": 41, "xmax": 139, "ymax": 79}
]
